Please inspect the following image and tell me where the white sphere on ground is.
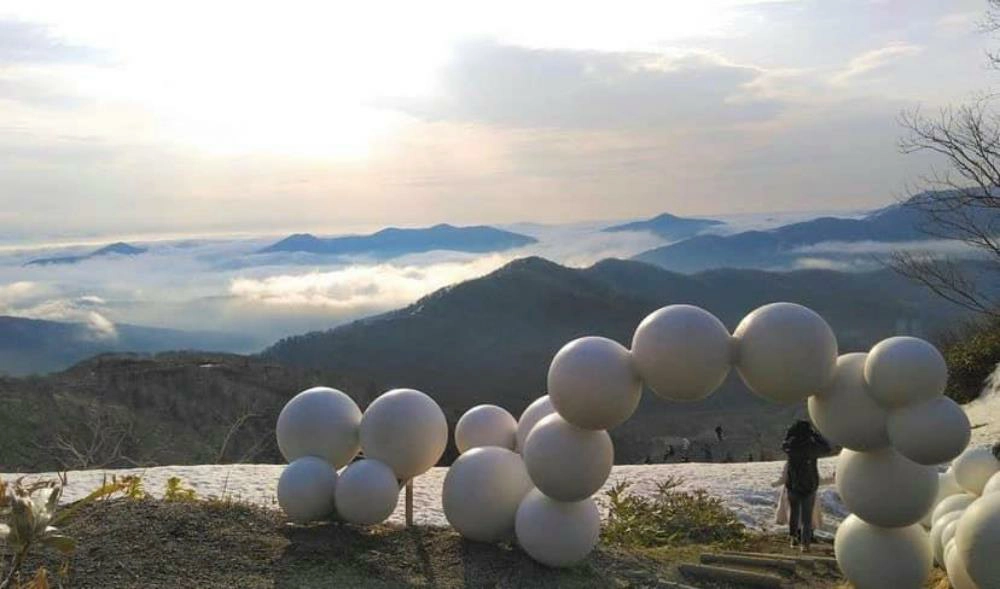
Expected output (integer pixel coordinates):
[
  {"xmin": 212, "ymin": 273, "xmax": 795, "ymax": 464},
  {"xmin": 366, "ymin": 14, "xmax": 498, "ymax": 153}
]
[
  {"xmin": 360, "ymin": 388, "xmax": 448, "ymax": 480},
  {"xmin": 276, "ymin": 387, "xmax": 362, "ymax": 468},
  {"xmin": 732, "ymin": 302, "xmax": 838, "ymax": 403},
  {"xmin": 522, "ymin": 413, "xmax": 613, "ymax": 502},
  {"xmin": 547, "ymin": 336, "xmax": 641, "ymax": 430},
  {"xmin": 443, "ymin": 447, "xmax": 533, "ymax": 543},
  {"xmin": 834, "ymin": 514, "xmax": 931, "ymax": 589},
  {"xmin": 984, "ymin": 471, "xmax": 1000, "ymax": 495},
  {"xmin": 887, "ymin": 396, "xmax": 971, "ymax": 465},
  {"xmin": 932, "ymin": 493, "xmax": 977, "ymax": 528},
  {"xmin": 956, "ymin": 492, "xmax": 1000, "ymax": 588},
  {"xmin": 277, "ymin": 456, "xmax": 338, "ymax": 523},
  {"xmin": 923, "ymin": 470, "xmax": 965, "ymax": 527},
  {"xmin": 807, "ymin": 353, "xmax": 889, "ymax": 451},
  {"xmin": 515, "ymin": 489, "xmax": 600, "ymax": 568},
  {"xmin": 863, "ymin": 337, "xmax": 947, "ymax": 409},
  {"xmin": 941, "ymin": 518, "xmax": 962, "ymax": 559},
  {"xmin": 944, "ymin": 539, "xmax": 978, "ymax": 589},
  {"xmin": 630, "ymin": 305, "xmax": 732, "ymax": 402},
  {"xmin": 455, "ymin": 405, "xmax": 517, "ymax": 453},
  {"xmin": 932, "ymin": 510, "xmax": 964, "ymax": 566},
  {"xmin": 334, "ymin": 459, "xmax": 400, "ymax": 525},
  {"xmin": 953, "ymin": 445, "xmax": 1000, "ymax": 496},
  {"xmin": 516, "ymin": 395, "xmax": 555, "ymax": 452},
  {"xmin": 836, "ymin": 447, "xmax": 938, "ymax": 527}
]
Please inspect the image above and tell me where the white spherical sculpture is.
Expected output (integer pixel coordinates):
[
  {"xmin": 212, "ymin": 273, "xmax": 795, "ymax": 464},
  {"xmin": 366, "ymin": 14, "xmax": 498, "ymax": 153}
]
[
  {"xmin": 515, "ymin": 489, "xmax": 601, "ymax": 568},
  {"xmin": 863, "ymin": 337, "xmax": 947, "ymax": 409},
  {"xmin": 455, "ymin": 404, "xmax": 517, "ymax": 453},
  {"xmin": 630, "ymin": 305, "xmax": 732, "ymax": 402},
  {"xmin": 931, "ymin": 510, "xmax": 964, "ymax": 565},
  {"xmin": 547, "ymin": 336, "xmax": 641, "ymax": 430},
  {"xmin": 522, "ymin": 414, "xmax": 613, "ymax": 502},
  {"xmin": 953, "ymin": 445, "xmax": 1000, "ymax": 496},
  {"xmin": 807, "ymin": 353, "xmax": 889, "ymax": 451},
  {"xmin": 836, "ymin": 447, "xmax": 938, "ymax": 527},
  {"xmin": 956, "ymin": 492, "xmax": 1000, "ymax": 588},
  {"xmin": 276, "ymin": 387, "xmax": 362, "ymax": 468},
  {"xmin": 732, "ymin": 302, "xmax": 838, "ymax": 403},
  {"xmin": 834, "ymin": 515, "xmax": 932, "ymax": 589},
  {"xmin": 932, "ymin": 493, "xmax": 977, "ymax": 528},
  {"xmin": 941, "ymin": 518, "xmax": 961, "ymax": 558},
  {"xmin": 944, "ymin": 539, "xmax": 978, "ymax": 589},
  {"xmin": 923, "ymin": 470, "xmax": 964, "ymax": 527},
  {"xmin": 443, "ymin": 447, "xmax": 533, "ymax": 542},
  {"xmin": 360, "ymin": 388, "xmax": 448, "ymax": 480},
  {"xmin": 516, "ymin": 395, "xmax": 555, "ymax": 452},
  {"xmin": 334, "ymin": 459, "xmax": 400, "ymax": 525},
  {"xmin": 277, "ymin": 456, "xmax": 338, "ymax": 523},
  {"xmin": 984, "ymin": 471, "xmax": 1000, "ymax": 496},
  {"xmin": 887, "ymin": 396, "xmax": 970, "ymax": 466}
]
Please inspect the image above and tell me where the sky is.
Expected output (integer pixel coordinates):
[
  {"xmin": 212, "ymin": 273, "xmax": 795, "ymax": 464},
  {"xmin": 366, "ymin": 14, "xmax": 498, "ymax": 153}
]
[{"xmin": 0, "ymin": 0, "xmax": 995, "ymax": 244}]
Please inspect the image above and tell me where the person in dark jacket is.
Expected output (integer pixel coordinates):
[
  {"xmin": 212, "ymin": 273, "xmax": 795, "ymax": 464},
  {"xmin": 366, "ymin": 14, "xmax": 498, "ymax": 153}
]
[{"xmin": 781, "ymin": 420, "xmax": 832, "ymax": 551}]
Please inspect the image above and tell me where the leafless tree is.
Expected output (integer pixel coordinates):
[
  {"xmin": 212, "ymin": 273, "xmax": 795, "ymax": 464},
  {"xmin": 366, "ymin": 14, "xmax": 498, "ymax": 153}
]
[{"xmin": 41, "ymin": 402, "xmax": 143, "ymax": 469}]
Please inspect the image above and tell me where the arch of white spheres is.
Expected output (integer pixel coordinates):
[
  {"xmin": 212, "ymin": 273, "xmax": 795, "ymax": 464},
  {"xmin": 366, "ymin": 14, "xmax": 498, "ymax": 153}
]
[{"xmin": 274, "ymin": 302, "xmax": 999, "ymax": 587}]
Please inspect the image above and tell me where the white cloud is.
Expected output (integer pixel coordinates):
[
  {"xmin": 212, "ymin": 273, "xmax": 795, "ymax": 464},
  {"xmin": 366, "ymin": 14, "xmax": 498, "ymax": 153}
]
[{"xmin": 831, "ymin": 43, "xmax": 923, "ymax": 85}]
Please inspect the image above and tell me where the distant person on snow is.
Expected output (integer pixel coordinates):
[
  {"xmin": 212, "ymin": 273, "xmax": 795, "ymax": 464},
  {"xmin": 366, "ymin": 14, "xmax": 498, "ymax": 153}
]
[
  {"xmin": 779, "ymin": 420, "xmax": 832, "ymax": 552},
  {"xmin": 715, "ymin": 425, "xmax": 724, "ymax": 441}
]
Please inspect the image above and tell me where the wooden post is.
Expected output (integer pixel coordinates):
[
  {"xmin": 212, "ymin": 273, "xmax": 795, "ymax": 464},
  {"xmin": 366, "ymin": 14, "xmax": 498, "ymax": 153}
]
[{"xmin": 405, "ymin": 479, "xmax": 414, "ymax": 527}]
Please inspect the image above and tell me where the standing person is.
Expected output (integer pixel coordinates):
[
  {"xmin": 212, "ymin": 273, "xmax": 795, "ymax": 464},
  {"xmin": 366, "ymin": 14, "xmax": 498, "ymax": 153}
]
[{"xmin": 781, "ymin": 420, "xmax": 831, "ymax": 552}]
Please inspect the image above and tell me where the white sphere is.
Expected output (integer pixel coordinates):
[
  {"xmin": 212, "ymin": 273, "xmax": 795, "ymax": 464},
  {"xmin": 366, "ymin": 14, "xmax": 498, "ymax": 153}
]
[
  {"xmin": 455, "ymin": 405, "xmax": 517, "ymax": 453},
  {"xmin": 944, "ymin": 539, "xmax": 978, "ymax": 589},
  {"xmin": 923, "ymin": 470, "xmax": 965, "ymax": 527},
  {"xmin": 516, "ymin": 395, "xmax": 555, "ymax": 452},
  {"xmin": 334, "ymin": 459, "xmax": 400, "ymax": 525},
  {"xmin": 276, "ymin": 387, "xmax": 362, "ymax": 468},
  {"xmin": 932, "ymin": 493, "xmax": 977, "ymax": 527},
  {"xmin": 277, "ymin": 456, "xmax": 338, "ymax": 523},
  {"xmin": 834, "ymin": 514, "xmax": 932, "ymax": 589},
  {"xmin": 863, "ymin": 337, "xmax": 947, "ymax": 409},
  {"xmin": 932, "ymin": 510, "xmax": 964, "ymax": 565},
  {"xmin": 956, "ymin": 492, "xmax": 1000, "ymax": 588},
  {"xmin": 522, "ymin": 414, "xmax": 613, "ymax": 502},
  {"xmin": 547, "ymin": 336, "xmax": 641, "ymax": 430},
  {"xmin": 954, "ymin": 445, "xmax": 1000, "ymax": 496},
  {"xmin": 983, "ymin": 471, "xmax": 1000, "ymax": 495},
  {"xmin": 515, "ymin": 489, "xmax": 600, "ymax": 568},
  {"xmin": 942, "ymin": 518, "xmax": 962, "ymax": 559},
  {"xmin": 360, "ymin": 388, "xmax": 448, "ymax": 480},
  {"xmin": 887, "ymin": 396, "xmax": 971, "ymax": 466},
  {"xmin": 836, "ymin": 447, "xmax": 938, "ymax": 527},
  {"xmin": 630, "ymin": 305, "xmax": 732, "ymax": 402},
  {"xmin": 807, "ymin": 353, "xmax": 889, "ymax": 451},
  {"xmin": 732, "ymin": 302, "xmax": 838, "ymax": 403},
  {"xmin": 443, "ymin": 447, "xmax": 533, "ymax": 542}
]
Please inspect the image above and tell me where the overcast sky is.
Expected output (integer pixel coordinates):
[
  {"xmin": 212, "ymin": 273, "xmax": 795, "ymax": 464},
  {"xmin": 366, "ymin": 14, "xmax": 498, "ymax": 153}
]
[{"xmin": 0, "ymin": 0, "xmax": 994, "ymax": 243}]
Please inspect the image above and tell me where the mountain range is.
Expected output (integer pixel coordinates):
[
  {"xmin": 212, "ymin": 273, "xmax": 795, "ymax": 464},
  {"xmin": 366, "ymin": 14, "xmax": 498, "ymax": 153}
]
[
  {"xmin": 258, "ymin": 224, "xmax": 537, "ymax": 258},
  {"xmin": 26, "ymin": 242, "xmax": 147, "ymax": 266},
  {"xmin": 603, "ymin": 212, "xmax": 724, "ymax": 241}
]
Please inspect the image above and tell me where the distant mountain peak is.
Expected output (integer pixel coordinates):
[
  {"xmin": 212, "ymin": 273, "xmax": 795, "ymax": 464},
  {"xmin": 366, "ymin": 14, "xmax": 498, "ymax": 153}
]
[
  {"xmin": 27, "ymin": 242, "xmax": 147, "ymax": 266},
  {"xmin": 603, "ymin": 211, "xmax": 724, "ymax": 240}
]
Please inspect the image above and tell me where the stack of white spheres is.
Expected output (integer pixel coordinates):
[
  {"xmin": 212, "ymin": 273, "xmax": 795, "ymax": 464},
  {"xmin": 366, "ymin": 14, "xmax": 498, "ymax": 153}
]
[
  {"xmin": 809, "ymin": 336, "xmax": 974, "ymax": 589},
  {"xmin": 938, "ymin": 444, "xmax": 1000, "ymax": 588}
]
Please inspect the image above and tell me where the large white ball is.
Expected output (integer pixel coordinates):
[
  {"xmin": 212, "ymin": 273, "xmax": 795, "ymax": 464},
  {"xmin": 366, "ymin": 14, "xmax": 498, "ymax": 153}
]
[
  {"xmin": 547, "ymin": 336, "xmax": 641, "ymax": 430},
  {"xmin": 956, "ymin": 492, "xmax": 1000, "ymax": 588},
  {"xmin": 836, "ymin": 447, "xmax": 938, "ymax": 527},
  {"xmin": 630, "ymin": 305, "xmax": 732, "ymax": 402},
  {"xmin": 276, "ymin": 387, "xmax": 362, "ymax": 468},
  {"xmin": 334, "ymin": 459, "xmax": 400, "ymax": 525},
  {"xmin": 515, "ymin": 489, "xmax": 600, "ymax": 568},
  {"xmin": 807, "ymin": 353, "xmax": 889, "ymax": 451},
  {"xmin": 954, "ymin": 445, "xmax": 1000, "ymax": 496},
  {"xmin": 863, "ymin": 337, "xmax": 947, "ymax": 409},
  {"xmin": 834, "ymin": 514, "xmax": 932, "ymax": 589},
  {"xmin": 522, "ymin": 414, "xmax": 613, "ymax": 502},
  {"xmin": 944, "ymin": 539, "xmax": 978, "ymax": 589},
  {"xmin": 923, "ymin": 470, "xmax": 965, "ymax": 527},
  {"xmin": 516, "ymin": 395, "xmax": 555, "ymax": 452},
  {"xmin": 360, "ymin": 388, "xmax": 448, "ymax": 480},
  {"xmin": 277, "ymin": 456, "xmax": 338, "ymax": 523},
  {"xmin": 983, "ymin": 471, "xmax": 1000, "ymax": 495},
  {"xmin": 455, "ymin": 405, "xmax": 517, "ymax": 453},
  {"xmin": 887, "ymin": 396, "xmax": 971, "ymax": 466},
  {"xmin": 443, "ymin": 447, "xmax": 533, "ymax": 542},
  {"xmin": 732, "ymin": 302, "xmax": 837, "ymax": 403},
  {"xmin": 932, "ymin": 493, "xmax": 977, "ymax": 528},
  {"xmin": 932, "ymin": 510, "xmax": 964, "ymax": 565}
]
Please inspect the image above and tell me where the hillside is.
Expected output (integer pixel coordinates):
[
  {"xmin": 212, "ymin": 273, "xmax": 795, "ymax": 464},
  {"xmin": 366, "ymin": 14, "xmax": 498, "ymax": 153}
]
[
  {"xmin": 262, "ymin": 256, "xmax": 968, "ymax": 462},
  {"xmin": 26, "ymin": 242, "xmax": 147, "ymax": 266},
  {"xmin": 602, "ymin": 212, "xmax": 723, "ymax": 241},
  {"xmin": 258, "ymin": 224, "xmax": 537, "ymax": 257},
  {"xmin": 0, "ymin": 315, "xmax": 262, "ymax": 376}
]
